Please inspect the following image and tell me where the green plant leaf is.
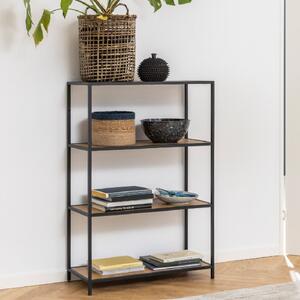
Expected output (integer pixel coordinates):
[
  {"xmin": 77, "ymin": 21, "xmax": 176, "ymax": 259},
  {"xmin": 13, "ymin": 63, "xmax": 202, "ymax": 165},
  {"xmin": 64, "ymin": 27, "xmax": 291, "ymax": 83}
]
[
  {"xmin": 40, "ymin": 9, "xmax": 51, "ymax": 32},
  {"xmin": 25, "ymin": 7, "xmax": 33, "ymax": 33},
  {"xmin": 23, "ymin": 0, "xmax": 192, "ymax": 46},
  {"xmin": 91, "ymin": 0, "xmax": 107, "ymax": 13},
  {"xmin": 23, "ymin": 0, "xmax": 30, "ymax": 7},
  {"xmin": 24, "ymin": 0, "xmax": 33, "ymax": 34},
  {"xmin": 165, "ymin": 0, "xmax": 175, "ymax": 5},
  {"xmin": 148, "ymin": 0, "xmax": 162, "ymax": 11},
  {"xmin": 61, "ymin": 0, "xmax": 73, "ymax": 17},
  {"xmin": 32, "ymin": 9, "xmax": 51, "ymax": 45},
  {"xmin": 178, "ymin": 0, "xmax": 192, "ymax": 4},
  {"xmin": 74, "ymin": 0, "xmax": 99, "ymax": 14},
  {"xmin": 26, "ymin": 15, "xmax": 32, "ymax": 33},
  {"xmin": 33, "ymin": 24, "xmax": 43, "ymax": 45},
  {"xmin": 107, "ymin": 0, "xmax": 121, "ymax": 14}
]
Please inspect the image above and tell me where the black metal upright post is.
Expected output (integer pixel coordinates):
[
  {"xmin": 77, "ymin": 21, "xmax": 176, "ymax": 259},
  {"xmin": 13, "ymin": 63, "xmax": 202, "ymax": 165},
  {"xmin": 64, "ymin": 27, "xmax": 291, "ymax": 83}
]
[
  {"xmin": 67, "ymin": 84, "xmax": 71, "ymax": 282},
  {"xmin": 284, "ymin": 0, "xmax": 286, "ymax": 176},
  {"xmin": 184, "ymin": 83, "xmax": 189, "ymax": 250},
  {"xmin": 210, "ymin": 82, "xmax": 215, "ymax": 279},
  {"xmin": 87, "ymin": 85, "xmax": 93, "ymax": 295}
]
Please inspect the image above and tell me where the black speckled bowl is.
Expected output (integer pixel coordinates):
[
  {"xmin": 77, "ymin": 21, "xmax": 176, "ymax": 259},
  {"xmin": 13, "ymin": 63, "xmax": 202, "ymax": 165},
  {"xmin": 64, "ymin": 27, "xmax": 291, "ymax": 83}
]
[{"xmin": 141, "ymin": 118, "xmax": 190, "ymax": 143}]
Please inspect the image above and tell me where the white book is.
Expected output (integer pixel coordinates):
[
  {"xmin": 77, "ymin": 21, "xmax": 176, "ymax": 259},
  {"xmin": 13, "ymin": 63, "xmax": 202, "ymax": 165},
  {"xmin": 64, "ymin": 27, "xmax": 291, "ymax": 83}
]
[
  {"xmin": 92, "ymin": 266, "xmax": 145, "ymax": 275},
  {"xmin": 92, "ymin": 198, "xmax": 153, "ymax": 208},
  {"xmin": 150, "ymin": 250, "xmax": 203, "ymax": 263}
]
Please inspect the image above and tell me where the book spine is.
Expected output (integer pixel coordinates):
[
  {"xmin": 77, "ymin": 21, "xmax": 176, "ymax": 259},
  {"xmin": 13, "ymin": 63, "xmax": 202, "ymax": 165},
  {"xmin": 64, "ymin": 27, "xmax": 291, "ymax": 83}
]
[
  {"xmin": 92, "ymin": 190, "xmax": 108, "ymax": 199},
  {"xmin": 101, "ymin": 267, "xmax": 145, "ymax": 275},
  {"xmin": 109, "ymin": 190, "xmax": 153, "ymax": 198},
  {"xmin": 143, "ymin": 262, "xmax": 201, "ymax": 271},
  {"xmin": 93, "ymin": 263, "xmax": 143, "ymax": 271},
  {"xmin": 143, "ymin": 262, "xmax": 156, "ymax": 270},
  {"xmin": 93, "ymin": 194, "xmax": 154, "ymax": 202},
  {"xmin": 148, "ymin": 255, "xmax": 202, "ymax": 263},
  {"xmin": 104, "ymin": 204, "xmax": 152, "ymax": 212},
  {"xmin": 140, "ymin": 257, "xmax": 202, "ymax": 267},
  {"xmin": 160, "ymin": 257, "xmax": 202, "ymax": 263},
  {"xmin": 92, "ymin": 199, "xmax": 153, "ymax": 208},
  {"xmin": 93, "ymin": 267, "xmax": 145, "ymax": 276},
  {"xmin": 92, "ymin": 204, "xmax": 152, "ymax": 212}
]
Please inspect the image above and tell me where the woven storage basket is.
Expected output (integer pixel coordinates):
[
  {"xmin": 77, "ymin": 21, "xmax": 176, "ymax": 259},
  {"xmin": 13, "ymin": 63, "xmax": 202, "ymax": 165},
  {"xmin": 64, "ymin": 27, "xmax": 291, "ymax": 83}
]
[
  {"xmin": 78, "ymin": 15, "xmax": 137, "ymax": 82},
  {"xmin": 92, "ymin": 111, "xmax": 136, "ymax": 146}
]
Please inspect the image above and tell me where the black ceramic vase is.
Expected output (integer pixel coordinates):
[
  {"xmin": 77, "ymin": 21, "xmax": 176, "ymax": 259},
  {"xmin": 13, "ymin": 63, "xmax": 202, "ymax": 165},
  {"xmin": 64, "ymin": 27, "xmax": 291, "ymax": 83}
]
[{"xmin": 138, "ymin": 53, "xmax": 169, "ymax": 82}]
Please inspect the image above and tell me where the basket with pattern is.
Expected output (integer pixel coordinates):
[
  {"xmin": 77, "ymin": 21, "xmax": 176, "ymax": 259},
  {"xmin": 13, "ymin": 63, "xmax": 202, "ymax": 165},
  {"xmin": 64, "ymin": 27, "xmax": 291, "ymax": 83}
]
[
  {"xmin": 78, "ymin": 14, "xmax": 137, "ymax": 82},
  {"xmin": 92, "ymin": 111, "xmax": 136, "ymax": 146}
]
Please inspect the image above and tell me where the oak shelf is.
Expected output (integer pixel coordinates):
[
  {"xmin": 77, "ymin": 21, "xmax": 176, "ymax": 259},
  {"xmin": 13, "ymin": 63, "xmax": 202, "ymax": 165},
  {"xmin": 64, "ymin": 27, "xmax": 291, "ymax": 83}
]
[
  {"xmin": 69, "ymin": 138, "xmax": 211, "ymax": 151},
  {"xmin": 69, "ymin": 199, "xmax": 211, "ymax": 217},
  {"xmin": 67, "ymin": 80, "xmax": 214, "ymax": 86},
  {"xmin": 70, "ymin": 261, "xmax": 211, "ymax": 283}
]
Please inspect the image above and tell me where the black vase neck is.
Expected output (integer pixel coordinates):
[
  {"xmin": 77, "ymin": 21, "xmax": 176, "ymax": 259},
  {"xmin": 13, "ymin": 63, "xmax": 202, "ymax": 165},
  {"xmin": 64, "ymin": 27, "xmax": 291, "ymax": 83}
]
[{"xmin": 151, "ymin": 53, "xmax": 157, "ymax": 59}]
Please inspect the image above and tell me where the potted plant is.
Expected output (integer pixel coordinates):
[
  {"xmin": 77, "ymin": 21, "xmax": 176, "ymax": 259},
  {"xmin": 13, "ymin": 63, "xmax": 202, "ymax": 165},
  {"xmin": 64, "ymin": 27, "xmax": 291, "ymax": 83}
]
[{"xmin": 24, "ymin": 0, "xmax": 192, "ymax": 81}]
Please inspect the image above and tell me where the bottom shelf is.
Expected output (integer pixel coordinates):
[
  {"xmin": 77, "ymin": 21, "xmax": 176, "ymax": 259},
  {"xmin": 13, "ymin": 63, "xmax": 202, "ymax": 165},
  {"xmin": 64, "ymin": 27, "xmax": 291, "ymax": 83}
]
[{"xmin": 70, "ymin": 261, "xmax": 211, "ymax": 283}]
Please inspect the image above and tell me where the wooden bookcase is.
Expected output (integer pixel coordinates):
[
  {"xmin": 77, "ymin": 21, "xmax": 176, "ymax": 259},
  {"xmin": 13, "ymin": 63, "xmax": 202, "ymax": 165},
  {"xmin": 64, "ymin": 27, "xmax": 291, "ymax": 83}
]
[{"xmin": 67, "ymin": 80, "xmax": 215, "ymax": 295}]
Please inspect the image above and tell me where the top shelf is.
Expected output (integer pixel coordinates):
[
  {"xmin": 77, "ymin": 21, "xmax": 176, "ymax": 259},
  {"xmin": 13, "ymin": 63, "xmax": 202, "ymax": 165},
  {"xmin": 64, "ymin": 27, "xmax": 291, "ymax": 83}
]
[{"xmin": 67, "ymin": 80, "xmax": 214, "ymax": 86}]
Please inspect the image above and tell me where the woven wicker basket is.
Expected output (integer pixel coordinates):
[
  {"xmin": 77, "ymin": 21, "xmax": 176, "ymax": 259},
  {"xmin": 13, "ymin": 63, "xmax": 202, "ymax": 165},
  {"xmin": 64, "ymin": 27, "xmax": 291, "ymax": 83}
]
[
  {"xmin": 92, "ymin": 111, "xmax": 136, "ymax": 146},
  {"xmin": 78, "ymin": 15, "xmax": 137, "ymax": 82}
]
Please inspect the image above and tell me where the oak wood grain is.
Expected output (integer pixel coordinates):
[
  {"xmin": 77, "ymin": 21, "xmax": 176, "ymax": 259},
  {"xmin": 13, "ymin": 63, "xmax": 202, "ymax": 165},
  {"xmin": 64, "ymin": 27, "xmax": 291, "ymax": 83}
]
[
  {"xmin": 70, "ymin": 138, "xmax": 211, "ymax": 151},
  {"xmin": 71, "ymin": 199, "xmax": 210, "ymax": 217}
]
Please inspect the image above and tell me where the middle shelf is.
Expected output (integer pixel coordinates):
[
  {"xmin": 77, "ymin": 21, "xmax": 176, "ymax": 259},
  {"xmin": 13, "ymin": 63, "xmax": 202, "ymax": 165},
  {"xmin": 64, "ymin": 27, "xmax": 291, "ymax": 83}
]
[
  {"xmin": 69, "ymin": 138, "xmax": 211, "ymax": 151},
  {"xmin": 70, "ymin": 199, "xmax": 211, "ymax": 217}
]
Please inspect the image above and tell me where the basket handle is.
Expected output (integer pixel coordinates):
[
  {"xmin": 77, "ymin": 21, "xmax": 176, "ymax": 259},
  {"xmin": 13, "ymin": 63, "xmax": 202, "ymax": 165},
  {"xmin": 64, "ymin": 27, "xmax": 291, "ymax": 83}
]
[{"xmin": 115, "ymin": 3, "xmax": 129, "ymax": 16}]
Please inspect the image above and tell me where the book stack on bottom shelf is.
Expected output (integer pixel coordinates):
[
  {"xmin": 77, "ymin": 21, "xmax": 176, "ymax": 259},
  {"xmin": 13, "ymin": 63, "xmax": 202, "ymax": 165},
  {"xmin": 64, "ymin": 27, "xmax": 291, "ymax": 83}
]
[
  {"xmin": 92, "ymin": 256, "xmax": 144, "ymax": 275},
  {"xmin": 90, "ymin": 250, "xmax": 203, "ymax": 277},
  {"xmin": 92, "ymin": 186, "xmax": 153, "ymax": 212},
  {"xmin": 140, "ymin": 250, "xmax": 203, "ymax": 271}
]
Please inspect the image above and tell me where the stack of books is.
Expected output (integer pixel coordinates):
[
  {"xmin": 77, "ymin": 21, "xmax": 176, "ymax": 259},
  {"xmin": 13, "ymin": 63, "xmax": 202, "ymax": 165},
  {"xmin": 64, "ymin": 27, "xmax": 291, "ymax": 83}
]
[
  {"xmin": 92, "ymin": 256, "xmax": 145, "ymax": 275},
  {"xmin": 92, "ymin": 186, "xmax": 153, "ymax": 212},
  {"xmin": 140, "ymin": 250, "xmax": 203, "ymax": 271}
]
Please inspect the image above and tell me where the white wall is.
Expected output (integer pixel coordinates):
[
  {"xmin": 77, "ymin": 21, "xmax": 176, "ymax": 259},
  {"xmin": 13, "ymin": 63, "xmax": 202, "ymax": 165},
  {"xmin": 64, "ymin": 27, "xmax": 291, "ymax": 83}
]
[
  {"xmin": 286, "ymin": 0, "xmax": 300, "ymax": 255},
  {"xmin": 0, "ymin": 0, "xmax": 283, "ymax": 289}
]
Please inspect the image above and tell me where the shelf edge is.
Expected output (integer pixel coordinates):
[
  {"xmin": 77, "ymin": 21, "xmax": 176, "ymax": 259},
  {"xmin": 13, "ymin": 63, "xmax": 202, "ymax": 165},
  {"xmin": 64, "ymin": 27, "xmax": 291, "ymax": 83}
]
[
  {"xmin": 68, "ymin": 141, "xmax": 212, "ymax": 152},
  {"xmin": 69, "ymin": 202, "xmax": 211, "ymax": 218},
  {"xmin": 70, "ymin": 263, "xmax": 212, "ymax": 283}
]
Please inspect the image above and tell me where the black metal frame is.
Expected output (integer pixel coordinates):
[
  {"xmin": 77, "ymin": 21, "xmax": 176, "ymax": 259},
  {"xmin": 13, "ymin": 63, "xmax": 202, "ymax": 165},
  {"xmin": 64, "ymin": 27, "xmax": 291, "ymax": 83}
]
[
  {"xmin": 284, "ymin": 0, "xmax": 286, "ymax": 176},
  {"xmin": 66, "ymin": 80, "xmax": 215, "ymax": 295}
]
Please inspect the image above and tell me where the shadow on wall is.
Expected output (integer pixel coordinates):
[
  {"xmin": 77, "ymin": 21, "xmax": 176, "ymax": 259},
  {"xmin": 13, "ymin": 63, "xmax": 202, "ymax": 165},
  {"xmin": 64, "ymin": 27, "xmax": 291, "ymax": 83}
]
[
  {"xmin": 0, "ymin": 6, "xmax": 17, "ymax": 51},
  {"xmin": 71, "ymin": 147, "xmax": 182, "ymax": 172},
  {"xmin": 0, "ymin": 2, "xmax": 79, "ymax": 78},
  {"xmin": 72, "ymin": 209, "xmax": 181, "ymax": 235},
  {"xmin": 66, "ymin": 20, "xmax": 79, "ymax": 78}
]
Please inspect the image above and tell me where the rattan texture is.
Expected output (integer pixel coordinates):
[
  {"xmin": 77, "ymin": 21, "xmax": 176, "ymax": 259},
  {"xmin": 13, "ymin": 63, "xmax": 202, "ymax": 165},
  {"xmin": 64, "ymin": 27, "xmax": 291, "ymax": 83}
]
[
  {"xmin": 78, "ymin": 15, "xmax": 137, "ymax": 82},
  {"xmin": 92, "ymin": 119, "xmax": 136, "ymax": 146}
]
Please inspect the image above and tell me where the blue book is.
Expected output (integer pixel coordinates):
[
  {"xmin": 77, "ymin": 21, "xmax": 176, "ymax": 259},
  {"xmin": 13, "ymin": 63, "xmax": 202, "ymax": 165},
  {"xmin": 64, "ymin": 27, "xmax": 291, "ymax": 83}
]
[{"xmin": 92, "ymin": 186, "xmax": 153, "ymax": 202}]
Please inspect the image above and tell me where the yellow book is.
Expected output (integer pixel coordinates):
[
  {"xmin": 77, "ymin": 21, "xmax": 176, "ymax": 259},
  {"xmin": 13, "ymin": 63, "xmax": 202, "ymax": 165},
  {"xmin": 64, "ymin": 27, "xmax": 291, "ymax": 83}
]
[
  {"xmin": 92, "ymin": 256, "xmax": 143, "ymax": 271},
  {"xmin": 92, "ymin": 190, "xmax": 109, "ymax": 199}
]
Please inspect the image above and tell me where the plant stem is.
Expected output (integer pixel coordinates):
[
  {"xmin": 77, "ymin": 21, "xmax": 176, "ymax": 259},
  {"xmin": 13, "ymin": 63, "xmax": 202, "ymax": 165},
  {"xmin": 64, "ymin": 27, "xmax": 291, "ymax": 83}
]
[
  {"xmin": 51, "ymin": 8, "xmax": 85, "ymax": 14},
  {"xmin": 107, "ymin": 0, "xmax": 120, "ymax": 14},
  {"xmin": 107, "ymin": 0, "xmax": 113, "ymax": 8},
  {"xmin": 75, "ymin": 0, "xmax": 98, "ymax": 13}
]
